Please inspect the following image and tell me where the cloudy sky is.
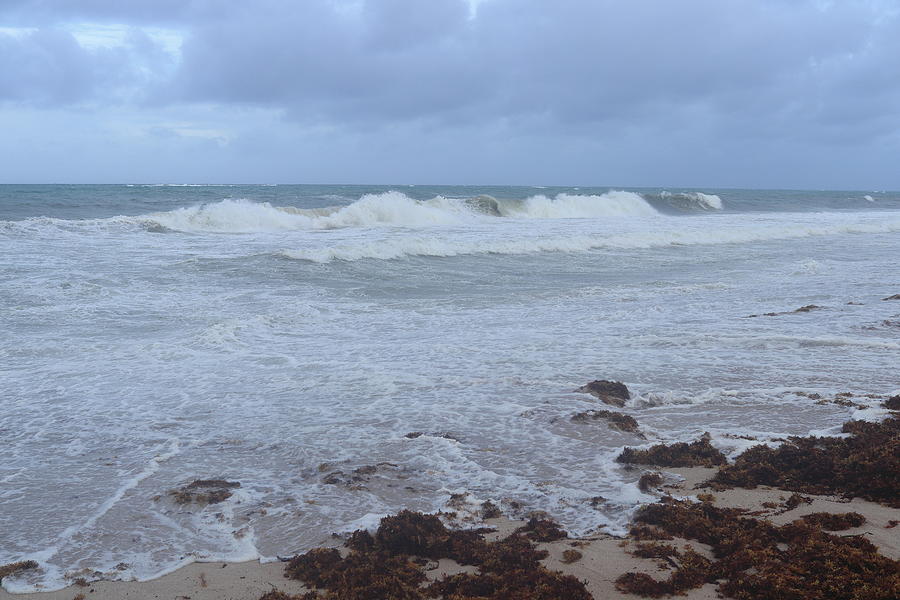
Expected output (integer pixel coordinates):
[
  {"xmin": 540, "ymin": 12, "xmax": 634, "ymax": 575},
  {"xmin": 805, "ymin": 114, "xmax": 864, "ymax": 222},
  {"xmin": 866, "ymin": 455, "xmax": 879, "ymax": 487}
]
[{"xmin": 1, "ymin": 0, "xmax": 898, "ymax": 187}]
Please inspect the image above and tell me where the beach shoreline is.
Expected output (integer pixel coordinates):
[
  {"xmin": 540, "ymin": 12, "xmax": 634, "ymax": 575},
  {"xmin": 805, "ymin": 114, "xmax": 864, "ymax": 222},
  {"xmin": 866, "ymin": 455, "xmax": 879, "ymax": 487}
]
[{"xmin": 4, "ymin": 418, "xmax": 897, "ymax": 599}]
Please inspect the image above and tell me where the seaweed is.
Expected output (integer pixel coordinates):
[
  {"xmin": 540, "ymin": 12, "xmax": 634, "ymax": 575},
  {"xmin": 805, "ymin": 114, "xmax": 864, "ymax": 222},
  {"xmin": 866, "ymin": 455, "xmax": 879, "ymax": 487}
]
[
  {"xmin": 278, "ymin": 510, "xmax": 592, "ymax": 600},
  {"xmin": 571, "ymin": 409, "xmax": 640, "ymax": 433},
  {"xmin": 480, "ymin": 500, "xmax": 501, "ymax": 519},
  {"xmin": 0, "ymin": 560, "xmax": 38, "ymax": 582},
  {"xmin": 575, "ymin": 380, "xmax": 630, "ymax": 407},
  {"xmin": 561, "ymin": 549, "xmax": 583, "ymax": 564},
  {"xmin": 629, "ymin": 542, "xmax": 679, "ymax": 559},
  {"xmin": 638, "ymin": 472, "xmax": 664, "ymax": 492},
  {"xmin": 167, "ymin": 479, "xmax": 240, "ymax": 505},
  {"xmin": 617, "ymin": 498, "xmax": 900, "ymax": 599},
  {"xmin": 617, "ymin": 435, "xmax": 727, "ymax": 468},
  {"xmin": 884, "ymin": 395, "xmax": 900, "ymax": 410},
  {"xmin": 710, "ymin": 415, "xmax": 900, "ymax": 507},
  {"xmin": 615, "ymin": 548, "xmax": 713, "ymax": 597},
  {"xmin": 799, "ymin": 512, "xmax": 867, "ymax": 531},
  {"xmin": 783, "ymin": 493, "xmax": 813, "ymax": 511},
  {"xmin": 514, "ymin": 516, "xmax": 568, "ymax": 542},
  {"xmin": 628, "ymin": 524, "xmax": 674, "ymax": 541},
  {"xmin": 321, "ymin": 463, "xmax": 399, "ymax": 487},
  {"xmin": 258, "ymin": 590, "xmax": 331, "ymax": 600},
  {"xmin": 286, "ymin": 550, "xmax": 425, "ymax": 600},
  {"xmin": 746, "ymin": 304, "xmax": 823, "ymax": 317}
]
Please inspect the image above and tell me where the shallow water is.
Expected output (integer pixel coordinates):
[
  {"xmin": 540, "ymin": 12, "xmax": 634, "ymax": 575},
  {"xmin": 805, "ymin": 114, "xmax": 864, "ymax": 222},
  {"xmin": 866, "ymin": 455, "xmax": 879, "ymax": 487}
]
[{"xmin": 1, "ymin": 184, "xmax": 898, "ymax": 591}]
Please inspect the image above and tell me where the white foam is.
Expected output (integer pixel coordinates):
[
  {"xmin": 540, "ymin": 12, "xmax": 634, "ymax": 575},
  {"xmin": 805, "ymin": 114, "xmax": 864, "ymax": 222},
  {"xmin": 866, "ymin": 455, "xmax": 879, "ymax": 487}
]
[
  {"xmin": 278, "ymin": 214, "xmax": 900, "ymax": 262},
  {"xmin": 137, "ymin": 191, "xmax": 660, "ymax": 233},
  {"xmin": 498, "ymin": 191, "xmax": 659, "ymax": 218}
]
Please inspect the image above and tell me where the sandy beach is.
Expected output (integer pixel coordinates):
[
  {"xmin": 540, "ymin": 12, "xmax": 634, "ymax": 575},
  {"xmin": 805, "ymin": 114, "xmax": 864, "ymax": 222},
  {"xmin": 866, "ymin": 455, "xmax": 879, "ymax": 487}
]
[{"xmin": 5, "ymin": 447, "xmax": 897, "ymax": 600}]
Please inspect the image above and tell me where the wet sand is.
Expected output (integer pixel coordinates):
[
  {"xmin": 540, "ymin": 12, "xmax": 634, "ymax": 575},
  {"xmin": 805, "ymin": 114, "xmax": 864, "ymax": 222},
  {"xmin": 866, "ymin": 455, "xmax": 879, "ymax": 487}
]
[{"xmin": 4, "ymin": 465, "xmax": 897, "ymax": 600}]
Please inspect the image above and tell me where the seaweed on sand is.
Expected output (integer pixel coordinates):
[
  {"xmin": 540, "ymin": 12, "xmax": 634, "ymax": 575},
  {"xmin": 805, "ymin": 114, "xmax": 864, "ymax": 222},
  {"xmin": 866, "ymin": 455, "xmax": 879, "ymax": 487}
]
[
  {"xmin": 278, "ymin": 510, "xmax": 591, "ymax": 600},
  {"xmin": 710, "ymin": 415, "xmax": 900, "ymax": 507},
  {"xmin": 0, "ymin": 560, "xmax": 38, "ymax": 582},
  {"xmin": 799, "ymin": 512, "xmax": 867, "ymax": 531},
  {"xmin": 615, "ymin": 548, "xmax": 713, "ymax": 598},
  {"xmin": 638, "ymin": 472, "xmax": 664, "ymax": 492},
  {"xmin": 615, "ymin": 498, "xmax": 900, "ymax": 600},
  {"xmin": 628, "ymin": 542, "xmax": 680, "ymax": 560},
  {"xmin": 514, "ymin": 516, "xmax": 568, "ymax": 542},
  {"xmin": 617, "ymin": 435, "xmax": 727, "ymax": 468}
]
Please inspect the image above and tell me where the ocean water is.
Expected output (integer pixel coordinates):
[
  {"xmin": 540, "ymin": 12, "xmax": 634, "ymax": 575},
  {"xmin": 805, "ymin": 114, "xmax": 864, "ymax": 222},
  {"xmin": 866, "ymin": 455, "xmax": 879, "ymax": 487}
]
[{"xmin": 1, "ymin": 184, "xmax": 898, "ymax": 591}]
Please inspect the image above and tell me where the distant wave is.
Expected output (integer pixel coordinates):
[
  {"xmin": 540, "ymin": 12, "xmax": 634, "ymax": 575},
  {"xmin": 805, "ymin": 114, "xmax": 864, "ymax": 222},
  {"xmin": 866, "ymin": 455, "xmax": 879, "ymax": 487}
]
[
  {"xmin": 650, "ymin": 191, "xmax": 724, "ymax": 211},
  {"xmin": 127, "ymin": 191, "xmax": 662, "ymax": 233}
]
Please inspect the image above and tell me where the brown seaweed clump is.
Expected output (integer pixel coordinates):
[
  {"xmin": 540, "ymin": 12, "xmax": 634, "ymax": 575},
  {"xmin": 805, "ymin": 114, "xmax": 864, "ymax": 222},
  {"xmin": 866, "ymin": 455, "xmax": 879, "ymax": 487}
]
[
  {"xmin": 710, "ymin": 415, "xmax": 900, "ymax": 507},
  {"xmin": 638, "ymin": 472, "xmax": 664, "ymax": 492},
  {"xmin": 884, "ymin": 395, "xmax": 900, "ymax": 410},
  {"xmin": 628, "ymin": 542, "xmax": 680, "ymax": 560},
  {"xmin": 617, "ymin": 435, "xmax": 727, "ymax": 468},
  {"xmin": 278, "ymin": 510, "xmax": 591, "ymax": 600},
  {"xmin": 576, "ymin": 380, "xmax": 630, "ymax": 407},
  {"xmin": 258, "ymin": 591, "xmax": 318, "ymax": 600},
  {"xmin": 799, "ymin": 512, "xmax": 867, "ymax": 531},
  {"xmin": 615, "ymin": 498, "xmax": 900, "ymax": 599},
  {"xmin": 168, "ymin": 479, "xmax": 240, "ymax": 505},
  {"xmin": 745, "ymin": 304, "xmax": 823, "ymax": 317},
  {"xmin": 514, "ymin": 516, "xmax": 568, "ymax": 542},
  {"xmin": 480, "ymin": 501, "xmax": 501, "ymax": 519},
  {"xmin": 0, "ymin": 560, "xmax": 38, "ymax": 582},
  {"xmin": 571, "ymin": 409, "xmax": 640, "ymax": 433}
]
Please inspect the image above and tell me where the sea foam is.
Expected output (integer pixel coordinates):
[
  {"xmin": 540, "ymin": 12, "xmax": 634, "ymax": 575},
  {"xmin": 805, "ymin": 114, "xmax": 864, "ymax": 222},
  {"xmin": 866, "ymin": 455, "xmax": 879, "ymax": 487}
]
[{"xmin": 141, "ymin": 191, "xmax": 659, "ymax": 233}]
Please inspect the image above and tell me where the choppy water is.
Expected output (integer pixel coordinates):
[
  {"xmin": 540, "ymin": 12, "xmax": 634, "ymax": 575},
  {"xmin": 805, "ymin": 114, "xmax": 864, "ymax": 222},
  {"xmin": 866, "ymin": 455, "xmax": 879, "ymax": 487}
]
[{"xmin": 1, "ymin": 184, "xmax": 898, "ymax": 591}]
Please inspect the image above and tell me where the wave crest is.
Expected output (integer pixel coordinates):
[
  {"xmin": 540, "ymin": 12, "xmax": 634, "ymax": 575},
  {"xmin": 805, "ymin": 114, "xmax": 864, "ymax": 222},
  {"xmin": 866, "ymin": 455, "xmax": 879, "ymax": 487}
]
[
  {"xmin": 656, "ymin": 191, "xmax": 724, "ymax": 211},
  {"xmin": 141, "ymin": 191, "xmax": 660, "ymax": 233},
  {"xmin": 502, "ymin": 191, "xmax": 659, "ymax": 218}
]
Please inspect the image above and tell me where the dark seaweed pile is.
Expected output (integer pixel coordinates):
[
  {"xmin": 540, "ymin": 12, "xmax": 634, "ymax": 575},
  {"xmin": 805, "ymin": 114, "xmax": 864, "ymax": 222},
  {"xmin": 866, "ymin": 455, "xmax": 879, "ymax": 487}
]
[
  {"xmin": 616, "ymin": 498, "xmax": 900, "ymax": 599},
  {"xmin": 710, "ymin": 415, "xmax": 899, "ymax": 507},
  {"xmin": 571, "ymin": 409, "xmax": 640, "ymax": 433},
  {"xmin": 0, "ymin": 560, "xmax": 38, "ymax": 583},
  {"xmin": 268, "ymin": 510, "xmax": 591, "ymax": 600},
  {"xmin": 799, "ymin": 512, "xmax": 867, "ymax": 531},
  {"xmin": 617, "ymin": 436, "xmax": 727, "ymax": 468}
]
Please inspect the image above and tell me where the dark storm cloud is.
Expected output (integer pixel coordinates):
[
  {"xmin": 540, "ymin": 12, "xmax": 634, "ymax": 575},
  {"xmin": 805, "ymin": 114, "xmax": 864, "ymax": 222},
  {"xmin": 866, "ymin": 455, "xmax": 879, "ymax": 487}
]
[
  {"xmin": 4, "ymin": 0, "xmax": 899, "ymax": 133},
  {"xmin": 2, "ymin": 0, "xmax": 900, "ymax": 185},
  {"xmin": 159, "ymin": 0, "xmax": 900, "ymax": 144},
  {"xmin": 0, "ymin": 25, "xmax": 175, "ymax": 104}
]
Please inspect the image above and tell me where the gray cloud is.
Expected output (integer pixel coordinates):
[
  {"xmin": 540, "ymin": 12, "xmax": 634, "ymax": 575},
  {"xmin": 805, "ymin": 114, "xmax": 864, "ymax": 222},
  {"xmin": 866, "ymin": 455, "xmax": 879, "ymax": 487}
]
[
  {"xmin": 160, "ymin": 1, "xmax": 900, "ymax": 142},
  {"xmin": 1, "ymin": 0, "xmax": 899, "ymax": 185}
]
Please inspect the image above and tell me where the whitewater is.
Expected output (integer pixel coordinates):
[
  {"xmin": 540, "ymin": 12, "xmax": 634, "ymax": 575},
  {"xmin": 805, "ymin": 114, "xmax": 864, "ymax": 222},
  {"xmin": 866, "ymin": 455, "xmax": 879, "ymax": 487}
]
[{"xmin": 1, "ymin": 184, "xmax": 899, "ymax": 591}]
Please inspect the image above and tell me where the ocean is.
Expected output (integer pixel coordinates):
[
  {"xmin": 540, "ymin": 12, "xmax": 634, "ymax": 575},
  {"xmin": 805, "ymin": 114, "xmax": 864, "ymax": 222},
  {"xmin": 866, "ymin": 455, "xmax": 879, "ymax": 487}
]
[{"xmin": 1, "ymin": 184, "xmax": 898, "ymax": 591}]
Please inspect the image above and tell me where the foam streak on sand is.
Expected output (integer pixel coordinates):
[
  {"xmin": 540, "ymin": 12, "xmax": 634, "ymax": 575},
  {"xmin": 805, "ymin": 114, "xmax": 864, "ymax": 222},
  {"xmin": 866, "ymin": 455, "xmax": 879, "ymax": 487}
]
[{"xmin": 23, "ymin": 441, "xmax": 181, "ymax": 566}]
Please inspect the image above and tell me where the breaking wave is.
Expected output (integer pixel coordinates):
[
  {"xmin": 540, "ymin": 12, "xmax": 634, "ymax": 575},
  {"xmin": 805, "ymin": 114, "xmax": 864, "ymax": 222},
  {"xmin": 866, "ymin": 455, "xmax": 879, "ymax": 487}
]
[
  {"xmin": 113, "ymin": 191, "xmax": 660, "ymax": 233},
  {"xmin": 653, "ymin": 191, "xmax": 724, "ymax": 211}
]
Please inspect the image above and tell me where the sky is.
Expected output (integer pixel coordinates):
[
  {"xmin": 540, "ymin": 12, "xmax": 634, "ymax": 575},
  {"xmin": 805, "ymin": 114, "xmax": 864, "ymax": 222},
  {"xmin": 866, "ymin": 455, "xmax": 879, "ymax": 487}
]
[{"xmin": 1, "ymin": 0, "xmax": 899, "ymax": 188}]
